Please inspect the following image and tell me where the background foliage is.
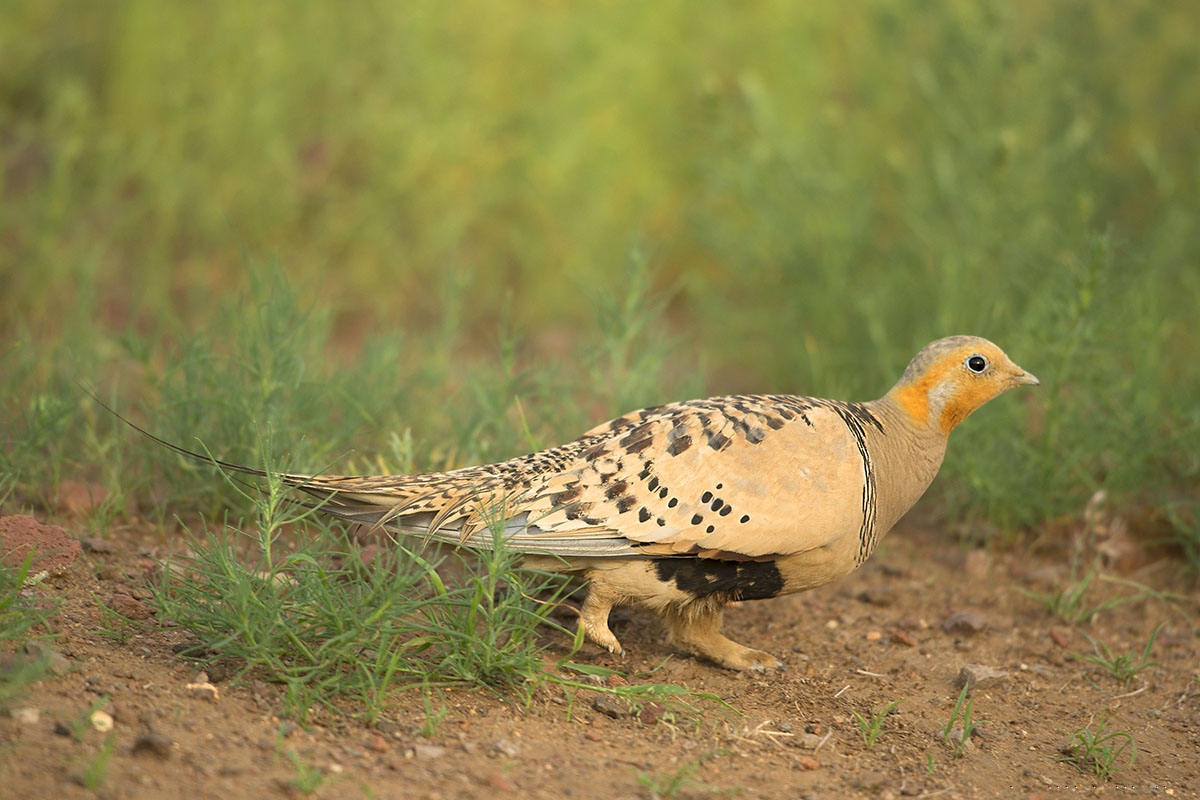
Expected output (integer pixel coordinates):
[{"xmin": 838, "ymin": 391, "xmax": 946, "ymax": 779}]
[{"xmin": 2, "ymin": 1, "xmax": 1197, "ymax": 549}]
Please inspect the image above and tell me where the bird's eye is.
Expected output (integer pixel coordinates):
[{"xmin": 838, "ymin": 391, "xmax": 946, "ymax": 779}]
[{"xmin": 966, "ymin": 354, "xmax": 989, "ymax": 374}]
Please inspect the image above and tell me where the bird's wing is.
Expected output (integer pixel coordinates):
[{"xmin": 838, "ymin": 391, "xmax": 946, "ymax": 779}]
[{"xmin": 291, "ymin": 395, "xmax": 879, "ymax": 560}]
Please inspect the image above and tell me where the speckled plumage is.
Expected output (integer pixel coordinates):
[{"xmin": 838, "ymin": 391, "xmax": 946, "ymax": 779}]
[{"xmin": 140, "ymin": 335, "xmax": 1039, "ymax": 670}]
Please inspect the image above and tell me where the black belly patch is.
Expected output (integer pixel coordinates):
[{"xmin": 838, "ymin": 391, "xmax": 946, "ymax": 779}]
[{"xmin": 654, "ymin": 558, "xmax": 784, "ymax": 601}]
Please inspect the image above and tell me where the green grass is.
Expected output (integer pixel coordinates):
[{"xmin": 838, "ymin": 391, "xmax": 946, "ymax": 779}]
[
  {"xmin": 0, "ymin": 554, "xmax": 61, "ymax": 707},
  {"xmin": 150, "ymin": 455, "xmax": 576, "ymax": 721},
  {"xmin": 1018, "ymin": 567, "xmax": 1152, "ymax": 626},
  {"xmin": 1077, "ymin": 624, "xmax": 1163, "ymax": 685},
  {"xmin": 77, "ymin": 734, "xmax": 117, "ymax": 791},
  {"xmin": 1059, "ymin": 711, "xmax": 1137, "ymax": 780},
  {"xmin": 280, "ymin": 742, "xmax": 328, "ymax": 795},
  {"xmin": 853, "ymin": 699, "xmax": 903, "ymax": 749},
  {"xmin": 940, "ymin": 684, "xmax": 979, "ymax": 758},
  {"xmin": 635, "ymin": 755, "xmax": 730, "ymax": 800}
]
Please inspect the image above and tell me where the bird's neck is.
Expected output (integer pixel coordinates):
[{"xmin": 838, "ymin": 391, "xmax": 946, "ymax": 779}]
[{"xmin": 860, "ymin": 394, "xmax": 950, "ymax": 534}]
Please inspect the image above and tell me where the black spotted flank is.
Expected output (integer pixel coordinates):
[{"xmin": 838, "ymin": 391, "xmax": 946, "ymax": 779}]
[
  {"xmin": 701, "ymin": 491, "xmax": 713, "ymax": 503},
  {"xmin": 638, "ymin": 507, "xmax": 652, "ymax": 523},
  {"xmin": 616, "ymin": 495, "xmax": 637, "ymax": 514},
  {"xmin": 647, "ymin": 476, "xmax": 660, "ymax": 492},
  {"xmin": 740, "ymin": 514, "xmax": 750, "ymax": 524},
  {"xmin": 654, "ymin": 558, "xmax": 784, "ymax": 601},
  {"xmin": 691, "ymin": 514, "xmax": 703, "ymax": 526}
]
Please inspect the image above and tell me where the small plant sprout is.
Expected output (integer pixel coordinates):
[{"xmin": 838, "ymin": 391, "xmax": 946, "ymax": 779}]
[
  {"xmin": 853, "ymin": 699, "xmax": 903, "ymax": 749},
  {"xmin": 635, "ymin": 757, "xmax": 719, "ymax": 800},
  {"xmin": 1059, "ymin": 710, "xmax": 1137, "ymax": 780},
  {"xmin": 1018, "ymin": 567, "xmax": 1148, "ymax": 626},
  {"xmin": 940, "ymin": 685, "xmax": 978, "ymax": 758},
  {"xmin": 1077, "ymin": 623, "xmax": 1163, "ymax": 684}
]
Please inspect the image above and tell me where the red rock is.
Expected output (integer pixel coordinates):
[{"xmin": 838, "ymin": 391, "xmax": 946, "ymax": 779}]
[
  {"xmin": 0, "ymin": 515, "xmax": 80, "ymax": 576},
  {"xmin": 1049, "ymin": 628, "xmax": 1072, "ymax": 648},
  {"xmin": 109, "ymin": 591, "xmax": 154, "ymax": 620},
  {"xmin": 638, "ymin": 702, "xmax": 666, "ymax": 726},
  {"xmin": 486, "ymin": 770, "xmax": 516, "ymax": 791}
]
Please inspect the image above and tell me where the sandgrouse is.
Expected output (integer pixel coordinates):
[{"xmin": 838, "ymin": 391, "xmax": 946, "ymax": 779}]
[{"xmin": 142, "ymin": 335, "xmax": 1038, "ymax": 670}]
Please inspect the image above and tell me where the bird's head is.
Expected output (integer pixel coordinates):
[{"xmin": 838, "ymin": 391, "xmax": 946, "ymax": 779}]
[{"xmin": 887, "ymin": 336, "xmax": 1039, "ymax": 435}]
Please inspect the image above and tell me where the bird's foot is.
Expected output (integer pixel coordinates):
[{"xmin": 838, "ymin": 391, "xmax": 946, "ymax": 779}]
[{"xmin": 667, "ymin": 608, "xmax": 783, "ymax": 671}]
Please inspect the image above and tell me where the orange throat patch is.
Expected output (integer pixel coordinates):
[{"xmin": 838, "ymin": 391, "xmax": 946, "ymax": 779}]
[{"xmin": 893, "ymin": 362, "xmax": 990, "ymax": 435}]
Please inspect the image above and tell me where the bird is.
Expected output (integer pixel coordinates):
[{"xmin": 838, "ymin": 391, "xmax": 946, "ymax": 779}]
[{"xmin": 129, "ymin": 335, "xmax": 1038, "ymax": 671}]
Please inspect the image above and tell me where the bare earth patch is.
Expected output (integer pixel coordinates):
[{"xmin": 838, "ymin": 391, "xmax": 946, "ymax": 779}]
[{"xmin": 2, "ymin": 514, "xmax": 1198, "ymax": 799}]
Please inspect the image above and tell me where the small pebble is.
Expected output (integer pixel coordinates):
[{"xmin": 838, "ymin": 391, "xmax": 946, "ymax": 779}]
[
  {"xmin": 795, "ymin": 733, "xmax": 822, "ymax": 749},
  {"xmin": 409, "ymin": 744, "xmax": 447, "ymax": 760},
  {"xmin": 492, "ymin": 738, "xmax": 521, "ymax": 758},
  {"xmin": 132, "ymin": 731, "xmax": 173, "ymax": 759},
  {"xmin": 12, "ymin": 707, "xmax": 40, "ymax": 725},
  {"xmin": 941, "ymin": 610, "xmax": 987, "ymax": 634},
  {"xmin": 185, "ymin": 673, "xmax": 219, "ymax": 702},
  {"xmin": 956, "ymin": 663, "xmax": 1009, "ymax": 691},
  {"xmin": 487, "ymin": 770, "xmax": 517, "ymax": 791},
  {"xmin": 590, "ymin": 695, "xmax": 630, "ymax": 720},
  {"xmin": 857, "ymin": 588, "xmax": 894, "ymax": 607},
  {"xmin": 24, "ymin": 641, "xmax": 71, "ymax": 677},
  {"xmin": 638, "ymin": 702, "xmax": 666, "ymax": 726}
]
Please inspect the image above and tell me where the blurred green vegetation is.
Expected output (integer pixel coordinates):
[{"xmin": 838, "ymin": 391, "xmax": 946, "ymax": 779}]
[{"xmin": 1, "ymin": 1, "xmax": 1197, "ymax": 552}]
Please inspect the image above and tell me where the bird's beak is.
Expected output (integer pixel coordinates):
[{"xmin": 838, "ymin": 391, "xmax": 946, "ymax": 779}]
[{"xmin": 1013, "ymin": 369, "xmax": 1040, "ymax": 386}]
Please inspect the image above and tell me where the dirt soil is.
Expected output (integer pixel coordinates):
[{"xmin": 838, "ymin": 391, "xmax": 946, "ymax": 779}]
[{"xmin": 2, "ymin": 503, "xmax": 1198, "ymax": 800}]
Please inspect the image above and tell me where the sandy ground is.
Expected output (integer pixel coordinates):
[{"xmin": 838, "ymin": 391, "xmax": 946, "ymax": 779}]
[{"xmin": 2, "ymin": 504, "xmax": 1198, "ymax": 800}]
